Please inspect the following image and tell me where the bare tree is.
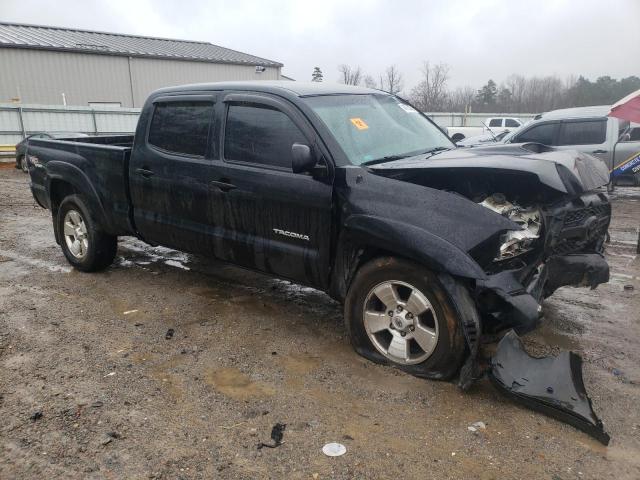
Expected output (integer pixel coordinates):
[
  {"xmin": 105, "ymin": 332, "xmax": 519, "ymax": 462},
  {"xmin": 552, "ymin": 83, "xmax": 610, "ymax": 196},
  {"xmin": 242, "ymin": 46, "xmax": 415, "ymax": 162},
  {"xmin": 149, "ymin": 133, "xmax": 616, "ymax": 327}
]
[
  {"xmin": 380, "ymin": 65, "xmax": 404, "ymax": 95},
  {"xmin": 363, "ymin": 75, "xmax": 378, "ymax": 89},
  {"xmin": 338, "ymin": 64, "xmax": 362, "ymax": 86},
  {"xmin": 409, "ymin": 62, "xmax": 450, "ymax": 111},
  {"xmin": 447, "ymin": 86, "xmax": 476, "ymax": 112}
]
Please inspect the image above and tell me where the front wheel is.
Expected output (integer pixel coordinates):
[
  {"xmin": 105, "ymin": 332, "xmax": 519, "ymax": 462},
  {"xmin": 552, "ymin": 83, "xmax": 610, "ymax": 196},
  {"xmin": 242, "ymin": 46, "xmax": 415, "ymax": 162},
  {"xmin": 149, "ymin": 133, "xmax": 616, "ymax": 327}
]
[
  {"xmin": 20, "ymin": 155, "xmax": 29, "ymax": 173},
  {"xmin": 57, "ymin": 194, "xmax": 117, "ymax": 272},
  {"xmin": 345, "ymin": 257, "xmax": 466, "ymax": 380}
]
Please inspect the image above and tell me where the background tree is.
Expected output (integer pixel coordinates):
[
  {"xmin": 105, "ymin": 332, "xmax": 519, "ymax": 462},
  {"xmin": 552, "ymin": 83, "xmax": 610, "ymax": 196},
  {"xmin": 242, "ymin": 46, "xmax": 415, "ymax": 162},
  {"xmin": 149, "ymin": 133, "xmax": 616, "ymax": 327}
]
[
  {"xmin": 409, "ymin": 61, "xmax": 450, "ymax": 111},
  {"xmin": 338, "ymin": 64, "xmax": 362, "ymax": 85},
  {"xmin": 363, "ymin": 75, "xmax": 378, "ymax": 89},
  {"xmin": 475, "ymin": 79, "xmax": 498, "ymax": 109},
  {"xmin": 380, "ymin": 65, "xmax": 404, "ymax": 95},
  {"xmin": 311, "ymin": 67, "xmax": 323, "ymax": 82}
]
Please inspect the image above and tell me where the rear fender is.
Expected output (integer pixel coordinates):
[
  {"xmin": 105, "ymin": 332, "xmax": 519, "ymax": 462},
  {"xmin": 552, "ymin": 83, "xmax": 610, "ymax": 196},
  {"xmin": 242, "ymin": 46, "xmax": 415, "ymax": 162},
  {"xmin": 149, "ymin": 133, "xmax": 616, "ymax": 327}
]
[{"xmin": 46, "ymin": 161, "xmax": 111, "ymax": 232}]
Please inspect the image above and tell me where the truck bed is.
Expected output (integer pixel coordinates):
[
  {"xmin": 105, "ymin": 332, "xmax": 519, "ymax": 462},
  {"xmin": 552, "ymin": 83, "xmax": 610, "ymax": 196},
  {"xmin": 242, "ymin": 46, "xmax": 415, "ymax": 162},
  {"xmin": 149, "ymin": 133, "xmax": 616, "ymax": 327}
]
[{"xmin": 27, "ymin": 135, "xmax": 135, "ymax": 236}]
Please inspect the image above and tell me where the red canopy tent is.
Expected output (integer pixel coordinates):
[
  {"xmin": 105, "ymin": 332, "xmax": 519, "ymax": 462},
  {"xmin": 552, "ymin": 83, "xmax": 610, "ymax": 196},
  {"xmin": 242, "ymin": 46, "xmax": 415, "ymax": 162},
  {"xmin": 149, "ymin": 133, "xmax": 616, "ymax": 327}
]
[{"xmin": 608, "ymin": 88, "xmax": 640, "ymax": 123}]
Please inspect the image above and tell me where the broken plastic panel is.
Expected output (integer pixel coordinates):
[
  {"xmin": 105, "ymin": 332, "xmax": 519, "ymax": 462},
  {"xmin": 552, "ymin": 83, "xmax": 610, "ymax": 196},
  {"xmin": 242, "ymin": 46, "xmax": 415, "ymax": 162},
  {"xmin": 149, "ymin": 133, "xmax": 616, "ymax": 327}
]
[{"xmin": 489, "ymin": 330, "xmax": 610, "ymax": 445}]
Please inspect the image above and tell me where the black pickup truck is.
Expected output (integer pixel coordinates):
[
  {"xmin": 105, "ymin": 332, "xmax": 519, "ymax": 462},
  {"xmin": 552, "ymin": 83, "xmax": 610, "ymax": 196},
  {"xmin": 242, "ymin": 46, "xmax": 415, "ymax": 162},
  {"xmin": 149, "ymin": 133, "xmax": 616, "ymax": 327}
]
[{"xmin": 26, "ymin": 81, "xmax": 611, "ymax": 384}]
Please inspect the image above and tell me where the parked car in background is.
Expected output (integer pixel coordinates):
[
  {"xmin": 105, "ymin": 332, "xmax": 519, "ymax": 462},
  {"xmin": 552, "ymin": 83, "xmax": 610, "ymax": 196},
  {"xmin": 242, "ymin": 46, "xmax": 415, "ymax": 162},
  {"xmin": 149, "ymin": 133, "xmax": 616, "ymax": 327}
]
[
  {"xmin": 15, "ymin": 132, "xmax": 88, "ymax": 172},
  {"xmin": 455, "ymin": 129, "xmax": 512, "ymax": 147},
  {"xmin": 446, "ymin": 116, "xmax": 524, "ymax": 142},
  {"xmin": 504, "ymin": 106, "xmax": 640, "ymax": 185}
]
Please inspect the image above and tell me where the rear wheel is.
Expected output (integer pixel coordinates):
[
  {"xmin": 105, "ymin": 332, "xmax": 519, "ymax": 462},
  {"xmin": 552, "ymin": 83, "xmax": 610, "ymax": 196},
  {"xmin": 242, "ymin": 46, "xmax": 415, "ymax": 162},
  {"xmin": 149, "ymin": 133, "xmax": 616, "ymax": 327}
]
[
  {"xmin": 57, "ymin": 194, "xmax": 117, "ymax": 272},
  {"xmin": 345, "ymin": 257, "xmax": 466, "ymax": 380}
]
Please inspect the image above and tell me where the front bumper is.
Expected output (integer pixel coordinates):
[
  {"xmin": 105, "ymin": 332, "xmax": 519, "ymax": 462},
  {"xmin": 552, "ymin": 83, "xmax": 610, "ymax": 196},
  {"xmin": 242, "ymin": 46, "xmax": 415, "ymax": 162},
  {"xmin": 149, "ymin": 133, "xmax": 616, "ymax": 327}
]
[{"xmin": 476, "ymin": 253, "xmax": 609, "ymax": 334}]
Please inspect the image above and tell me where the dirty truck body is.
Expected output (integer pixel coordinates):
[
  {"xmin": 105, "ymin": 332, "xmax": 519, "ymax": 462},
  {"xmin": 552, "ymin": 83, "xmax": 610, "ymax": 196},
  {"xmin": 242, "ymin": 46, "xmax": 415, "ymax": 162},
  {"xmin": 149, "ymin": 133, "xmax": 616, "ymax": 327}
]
[{"xmin": 26, "ymin": 81, "xmax": 611, "ymax": 386}]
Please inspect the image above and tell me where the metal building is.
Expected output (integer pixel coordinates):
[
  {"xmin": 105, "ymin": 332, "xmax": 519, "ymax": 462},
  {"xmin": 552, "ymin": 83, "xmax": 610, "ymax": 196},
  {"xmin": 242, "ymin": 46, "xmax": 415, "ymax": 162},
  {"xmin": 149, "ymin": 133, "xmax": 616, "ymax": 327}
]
[{"xmin": 0, "ymin": 22, "xmax": 283, "ymax": 107}]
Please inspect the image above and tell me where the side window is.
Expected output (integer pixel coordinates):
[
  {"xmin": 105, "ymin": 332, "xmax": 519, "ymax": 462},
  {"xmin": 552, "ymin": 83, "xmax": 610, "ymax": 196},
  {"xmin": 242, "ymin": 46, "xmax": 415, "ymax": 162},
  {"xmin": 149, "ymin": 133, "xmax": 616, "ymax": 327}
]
[
  {"xmin": 505, "ymin": 118, "xmax": 520, "ymax": 128},
  {"xmin": 148, "ymin": 101, "xmax": 213, "ymax": 156},
  {"xmin": 489, "ymin": 118, "xmax": 502, "ymax": 127},
  {"xmin": 224, "ymin": 104, "xmax": 307, "ymax": 169},
  {"xmin": 515, "ymin": 122, "xmax": 557, "ymax": 145},
  {"xmin": 558, "ymin": 120, "xmax": 607, "ymax": 146}
]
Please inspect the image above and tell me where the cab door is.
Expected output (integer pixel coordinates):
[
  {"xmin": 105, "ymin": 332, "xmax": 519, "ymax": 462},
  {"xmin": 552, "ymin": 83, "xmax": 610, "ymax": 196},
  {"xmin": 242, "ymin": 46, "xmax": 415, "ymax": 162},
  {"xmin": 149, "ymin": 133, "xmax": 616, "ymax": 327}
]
[
  {"xmin": 555, "ymin": 118, "xmax": 610, "ymax": 167},
  {"xmin": 208, "ymin": 92, "xmax": 334, "ymax": 289},
  {"xmin": 129, "ymin": 94, "xmax": 217, "ymax": 253}
]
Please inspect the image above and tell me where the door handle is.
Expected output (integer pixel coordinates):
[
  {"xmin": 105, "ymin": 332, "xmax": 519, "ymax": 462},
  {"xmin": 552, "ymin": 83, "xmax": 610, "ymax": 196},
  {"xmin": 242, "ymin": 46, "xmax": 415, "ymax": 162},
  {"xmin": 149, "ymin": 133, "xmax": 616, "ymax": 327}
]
[
  {"xmin": 592, "ymin": 150, "xmax": 607, "ymax": 154},
  {"xmin": 135, "ymin": 167, "xmax": 154, "ymax": 178},
  {"xmin": 210, "ymin": 179, "xmax": 237, "ymax": 192}
]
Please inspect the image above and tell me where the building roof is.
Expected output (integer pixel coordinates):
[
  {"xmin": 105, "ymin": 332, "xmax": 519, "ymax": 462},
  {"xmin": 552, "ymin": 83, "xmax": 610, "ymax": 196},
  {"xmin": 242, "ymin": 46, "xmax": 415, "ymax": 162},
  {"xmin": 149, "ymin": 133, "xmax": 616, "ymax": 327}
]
[{"xmin": 0, "ymin": 22, "xmax": 282, "ymax": 67}]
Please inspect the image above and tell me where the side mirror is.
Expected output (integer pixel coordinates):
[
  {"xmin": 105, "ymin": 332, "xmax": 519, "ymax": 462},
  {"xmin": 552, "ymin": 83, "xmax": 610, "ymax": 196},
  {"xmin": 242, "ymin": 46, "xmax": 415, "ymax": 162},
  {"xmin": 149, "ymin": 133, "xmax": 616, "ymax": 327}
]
[{"xmin": 291, "ymin": 143, "xmax": 316, "ymax": 174}]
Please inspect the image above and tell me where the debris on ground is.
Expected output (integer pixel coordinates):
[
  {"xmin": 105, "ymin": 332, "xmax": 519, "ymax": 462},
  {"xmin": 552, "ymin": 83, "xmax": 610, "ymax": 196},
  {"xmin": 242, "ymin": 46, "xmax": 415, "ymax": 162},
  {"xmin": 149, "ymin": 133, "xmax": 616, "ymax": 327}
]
[
  {"xmin": 468, "ymin": 421, "xmax": 486, "ymax": 432},
  {"xmin": 322, "ymin": 442, "xmax": 347, "ymax": 457},
  {"xmin": 103, "ymin": 372, "xmax": 115, "ymax": 378},
  {"xmin": 490, "ymin": 330, "xmax": 610, "ymax": 445},
  {"xmin": 257, "ymin": 423, "xmax": 286, "ymax": 449},
  {"xmin": 123, "ymin": 309, "xmax": 138, "ymax": 315},
  {"xmin": 624, "ymin": 284, "xmax": 634, "ymax": 291},
  {"xmin": 30, "ymin": 411, "xmax": 43, "ymax": 422},
  {"xmin": 165, "ymin": 328, "xmax": 175, "ymax": 340}
]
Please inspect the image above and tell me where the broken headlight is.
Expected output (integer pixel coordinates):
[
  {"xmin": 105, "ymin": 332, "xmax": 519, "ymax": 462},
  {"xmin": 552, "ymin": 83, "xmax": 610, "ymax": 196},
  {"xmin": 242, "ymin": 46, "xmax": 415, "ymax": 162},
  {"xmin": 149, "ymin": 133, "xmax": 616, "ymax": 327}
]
[
  {"xmin": 478, "ymin": 193, "xmax": 542, "ymax": 261},
  {"xmin": 496, "ymin": 229, "xmax": 539, "ymax": 260}
]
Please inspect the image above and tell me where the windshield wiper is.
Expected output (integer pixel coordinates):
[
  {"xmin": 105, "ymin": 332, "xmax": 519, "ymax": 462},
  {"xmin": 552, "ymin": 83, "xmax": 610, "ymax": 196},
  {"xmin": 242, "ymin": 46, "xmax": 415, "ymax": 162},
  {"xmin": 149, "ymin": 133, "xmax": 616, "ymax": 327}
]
[
  {"xmin": 361, "ymin": 154, "xmax": 412, "ymax": 166},
  {"xmin": 422, "ymin": 146, "xmax": 452, "ymax": 157}
]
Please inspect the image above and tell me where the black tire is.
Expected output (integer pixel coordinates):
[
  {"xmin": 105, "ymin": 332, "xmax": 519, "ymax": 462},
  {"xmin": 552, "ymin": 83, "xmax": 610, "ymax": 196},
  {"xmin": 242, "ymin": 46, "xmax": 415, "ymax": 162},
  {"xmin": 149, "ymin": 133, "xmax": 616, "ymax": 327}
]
[
  {"xmin": 451, "ymin": 134, "xmax": 465, "ymax": 142},
  {"xmin": 57, "ymin": 194, "xmax": 117, "ymax": 272},
  {"xmin": 19, "ymin": 155, "xmax": 28, "ymax": 173},
  {"xmin": 345, "ymin": 257, "xmax": 466, "ymax": 380}
]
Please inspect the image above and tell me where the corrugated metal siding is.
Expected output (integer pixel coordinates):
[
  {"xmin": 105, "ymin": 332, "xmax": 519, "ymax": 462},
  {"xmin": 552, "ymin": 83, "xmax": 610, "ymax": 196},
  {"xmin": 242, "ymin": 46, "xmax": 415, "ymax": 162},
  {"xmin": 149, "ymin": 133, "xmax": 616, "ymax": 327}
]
[
  {"xmin": 0, "ymin": 49, "xmax": 133, "ymax": 106},
  {"xmin": 129, "ymin": 57, "xmax": 280, "ymax": 105},
  {"xmin": 0, "ymin": 48, "xmax": 281, "ymax": 107}
]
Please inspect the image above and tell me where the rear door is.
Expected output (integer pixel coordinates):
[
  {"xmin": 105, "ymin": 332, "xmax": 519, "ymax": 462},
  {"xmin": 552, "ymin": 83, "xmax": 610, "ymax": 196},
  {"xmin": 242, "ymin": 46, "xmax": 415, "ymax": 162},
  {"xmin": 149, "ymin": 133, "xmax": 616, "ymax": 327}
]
[
  {"xmin": 209, "ymin": 92, "xmax": 334, "ymax": 288},
  {"xmin": 556, "ymin": 118, "xmax": 610, "ymax": 166},
  {"xmin": 129, "ymin": 94, "xmax": 217, "ymax": 252}
]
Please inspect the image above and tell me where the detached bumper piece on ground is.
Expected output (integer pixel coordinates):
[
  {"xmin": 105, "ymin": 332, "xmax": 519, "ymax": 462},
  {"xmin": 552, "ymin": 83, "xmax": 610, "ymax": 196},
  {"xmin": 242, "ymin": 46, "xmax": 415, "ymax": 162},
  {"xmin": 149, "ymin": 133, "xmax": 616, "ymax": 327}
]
[{"xmin": 489, "ymin": 330, "xmax": 610, "ymax": 445}]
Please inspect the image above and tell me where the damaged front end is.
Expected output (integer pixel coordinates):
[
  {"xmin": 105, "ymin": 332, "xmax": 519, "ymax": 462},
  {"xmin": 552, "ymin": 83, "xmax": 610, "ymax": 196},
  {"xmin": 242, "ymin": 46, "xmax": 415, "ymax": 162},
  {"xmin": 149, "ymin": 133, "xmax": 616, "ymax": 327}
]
[
  {"xmin": 368, "ymin": 145, "xmax": 613, "ymax": 442},
  {"xmin": 474, "ymin": 189, "xmax": 611, "ymax": 334}
]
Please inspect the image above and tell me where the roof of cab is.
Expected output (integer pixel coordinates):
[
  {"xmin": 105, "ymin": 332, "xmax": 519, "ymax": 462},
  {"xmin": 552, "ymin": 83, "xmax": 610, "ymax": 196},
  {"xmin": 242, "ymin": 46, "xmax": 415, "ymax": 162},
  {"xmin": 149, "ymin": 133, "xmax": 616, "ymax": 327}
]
[
  {"xmin": 539, "ymin": 105, "xmax": 611, "ymax": 120},
  {"xmin": 154, "ymin": 81, "xmax": 382, "ymax": 98}
]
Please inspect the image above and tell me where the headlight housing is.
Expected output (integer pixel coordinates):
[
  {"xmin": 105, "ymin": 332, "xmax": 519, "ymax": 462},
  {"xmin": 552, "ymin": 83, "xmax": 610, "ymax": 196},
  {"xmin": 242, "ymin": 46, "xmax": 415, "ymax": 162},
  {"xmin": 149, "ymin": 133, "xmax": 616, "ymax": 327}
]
[{"xmin": 495, "ymin": 229, "xmax": 539, "ymax": 261}]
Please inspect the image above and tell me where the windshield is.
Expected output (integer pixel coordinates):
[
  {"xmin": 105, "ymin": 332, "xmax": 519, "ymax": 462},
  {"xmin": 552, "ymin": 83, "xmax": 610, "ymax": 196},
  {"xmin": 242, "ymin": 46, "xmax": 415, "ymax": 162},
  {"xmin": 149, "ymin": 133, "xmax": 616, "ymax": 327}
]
[{"xmin": 303, "ymin": 94, "xmax": 453, "ymax": 165}]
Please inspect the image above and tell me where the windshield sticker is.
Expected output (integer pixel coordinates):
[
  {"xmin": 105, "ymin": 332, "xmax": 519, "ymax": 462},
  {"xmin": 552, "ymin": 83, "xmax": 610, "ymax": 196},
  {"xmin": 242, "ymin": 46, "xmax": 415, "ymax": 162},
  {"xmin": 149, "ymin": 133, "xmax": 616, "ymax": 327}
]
[
  {"xmin": 398, "ymin": 103, "xmax": 418, "ymax": 113},
  {"xmin": 350, "ymin": 117, "xmax": 369, "ymax": 130}
]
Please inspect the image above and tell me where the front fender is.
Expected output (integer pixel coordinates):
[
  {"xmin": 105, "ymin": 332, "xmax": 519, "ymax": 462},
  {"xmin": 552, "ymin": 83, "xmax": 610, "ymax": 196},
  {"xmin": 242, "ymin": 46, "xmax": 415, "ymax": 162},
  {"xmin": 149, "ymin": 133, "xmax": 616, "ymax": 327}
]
[{"xmin": 344, "ymin": 214, "xmax": 487, "ymax": 280}]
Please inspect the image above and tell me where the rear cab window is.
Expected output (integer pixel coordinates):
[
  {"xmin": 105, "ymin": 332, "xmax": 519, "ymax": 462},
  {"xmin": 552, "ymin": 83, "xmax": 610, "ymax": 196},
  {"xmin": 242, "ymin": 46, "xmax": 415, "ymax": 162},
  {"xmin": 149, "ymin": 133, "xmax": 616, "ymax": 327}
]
[
  {"xmin": 148, "ymin": 101, "xmax": 214, "ymax": 156},
  {"xmin": 223, "ymin": 103, "xmax": 307, "ymax": 170},
  {"xmin": 505, "ymin": 118, "xmax": 520, "ymax": 128},
  {"xmin": 558, "ymin": 119, "xmax": 607, "ymax": 145}
]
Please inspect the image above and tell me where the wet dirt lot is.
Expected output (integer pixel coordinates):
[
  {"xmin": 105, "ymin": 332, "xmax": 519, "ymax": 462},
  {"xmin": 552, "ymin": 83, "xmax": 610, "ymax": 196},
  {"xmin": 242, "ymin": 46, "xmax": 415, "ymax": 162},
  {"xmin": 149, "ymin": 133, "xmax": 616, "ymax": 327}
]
[{"xmin": 1, "ymin": 163, "xmax": 639, "ymax": 479}]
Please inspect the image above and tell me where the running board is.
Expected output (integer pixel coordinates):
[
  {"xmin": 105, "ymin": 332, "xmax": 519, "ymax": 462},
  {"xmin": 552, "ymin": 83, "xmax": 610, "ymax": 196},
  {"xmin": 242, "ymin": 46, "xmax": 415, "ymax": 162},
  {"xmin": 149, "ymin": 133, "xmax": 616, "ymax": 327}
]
[{"xmin": 489, "ymin": 330, "xmax": 610, "ymax": 445}]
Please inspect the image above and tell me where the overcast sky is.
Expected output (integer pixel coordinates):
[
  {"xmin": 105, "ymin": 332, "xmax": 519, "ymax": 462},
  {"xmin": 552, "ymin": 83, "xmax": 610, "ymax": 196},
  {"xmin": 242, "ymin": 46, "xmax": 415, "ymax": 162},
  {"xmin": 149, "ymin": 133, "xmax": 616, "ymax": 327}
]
[{"xmin": 3, "ymin": 0, "xmax": 639, "ymax": 92}]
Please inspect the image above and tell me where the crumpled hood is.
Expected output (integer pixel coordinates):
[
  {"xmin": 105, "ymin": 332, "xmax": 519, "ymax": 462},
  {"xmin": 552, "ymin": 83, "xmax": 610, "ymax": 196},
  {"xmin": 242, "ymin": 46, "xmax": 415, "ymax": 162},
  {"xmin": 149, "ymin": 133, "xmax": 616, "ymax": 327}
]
[{"xmin": 370, "ymin": 144, "xmax": 610, "ymax": 194}]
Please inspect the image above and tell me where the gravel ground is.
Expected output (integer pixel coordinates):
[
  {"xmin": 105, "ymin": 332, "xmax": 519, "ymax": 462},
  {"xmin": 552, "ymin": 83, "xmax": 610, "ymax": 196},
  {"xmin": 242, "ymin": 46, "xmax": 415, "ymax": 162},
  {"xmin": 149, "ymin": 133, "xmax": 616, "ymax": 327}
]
[{"xmin": 1, "ymin": 162, "xmax": 639, "ymax": 479}]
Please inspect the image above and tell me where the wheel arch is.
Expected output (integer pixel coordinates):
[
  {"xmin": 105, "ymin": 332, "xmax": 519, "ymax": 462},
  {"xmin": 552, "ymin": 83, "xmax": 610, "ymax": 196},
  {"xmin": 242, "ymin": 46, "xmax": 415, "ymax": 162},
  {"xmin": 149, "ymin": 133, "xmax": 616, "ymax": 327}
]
[
  {"xmin": 46, "ymin": 165, "xmax": 112, "ymax": 243},
  {"xmin": 328, "ymin": 214, "xmax": 486, "ymax": 302}
]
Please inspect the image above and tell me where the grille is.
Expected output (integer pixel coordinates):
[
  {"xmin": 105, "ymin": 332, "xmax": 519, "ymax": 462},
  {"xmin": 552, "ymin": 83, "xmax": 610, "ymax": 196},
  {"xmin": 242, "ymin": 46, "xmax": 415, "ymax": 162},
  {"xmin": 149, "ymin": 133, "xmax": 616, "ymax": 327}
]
[{"xmin": 563, "ymin": 204, "xmax": 610, "ymax": 228}]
